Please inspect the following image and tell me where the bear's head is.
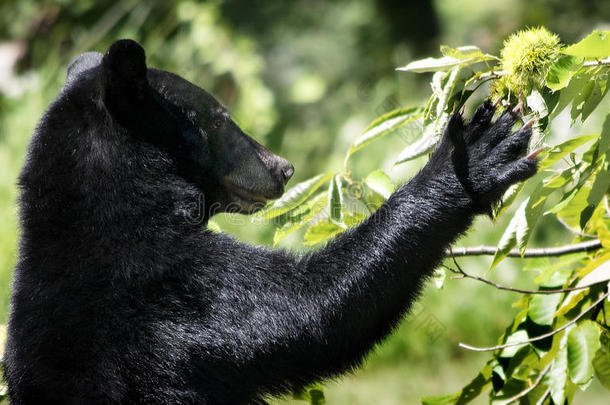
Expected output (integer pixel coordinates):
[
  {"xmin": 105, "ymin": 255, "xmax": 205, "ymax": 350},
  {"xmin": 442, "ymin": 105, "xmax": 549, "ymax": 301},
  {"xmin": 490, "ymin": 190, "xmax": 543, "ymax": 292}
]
[{"xmin": 66, "ymin": 39, "xmax": 293, "ymax": 217}]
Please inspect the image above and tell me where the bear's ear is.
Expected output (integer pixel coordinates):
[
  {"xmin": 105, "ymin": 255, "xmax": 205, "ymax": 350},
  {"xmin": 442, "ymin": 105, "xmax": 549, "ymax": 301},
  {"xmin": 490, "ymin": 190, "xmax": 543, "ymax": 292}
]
[
  {"xmin": 101, "ymin": 40, "xmax": 151, "ymax": 128},
  {"xmin": 102, "ymin": 39, "xmax": 147, "ymax": 89}
]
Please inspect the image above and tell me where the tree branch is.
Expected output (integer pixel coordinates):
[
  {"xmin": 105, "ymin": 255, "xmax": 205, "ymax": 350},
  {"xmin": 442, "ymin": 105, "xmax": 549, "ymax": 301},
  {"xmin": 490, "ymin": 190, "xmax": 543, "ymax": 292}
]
[
  {"xmin": 584, "ymin": 58, "xmax": 610, "ymax": 67},
  {"xmin": 443, "ymin": 256, "xmax": 610, "ymax": 294},
  {"xmin": 447, "ymin": 239, "xmax": 602, "ymax": 258},
  {"xmin": 458, "ymin": 291, "xmax": 610, "ymax": 352},
  {"xmin": 495, "ymin": 363, "xmax": 552, "ymax": 405}
]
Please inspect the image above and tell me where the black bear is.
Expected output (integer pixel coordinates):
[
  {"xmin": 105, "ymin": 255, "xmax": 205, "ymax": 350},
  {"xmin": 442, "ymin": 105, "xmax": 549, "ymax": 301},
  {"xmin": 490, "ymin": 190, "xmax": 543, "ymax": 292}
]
[{"xmin": 3, "ymin": 39, "xmax": 537, "ymax": 404}]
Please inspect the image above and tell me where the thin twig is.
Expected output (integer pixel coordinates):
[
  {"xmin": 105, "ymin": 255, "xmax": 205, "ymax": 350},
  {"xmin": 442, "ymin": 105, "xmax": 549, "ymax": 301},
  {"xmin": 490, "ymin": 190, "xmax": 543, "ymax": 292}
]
[
  {"xmin": 495, "ymin": 363, "xmax": 552, "ymax": 405},
  {"xmin": 556, "ymin": 217, "xmax": 596, "ymax": 239},
  {"xmin": 447, "ymin": 239, "xmax": 601, "ymax": 258},
  {"xmin": 443, "ymin": 257, "xmax": 609, "ymax": 294},
  {"xmin": 583, "ymin": 58, "xmax": 610, "ymax": 67},
  {"xmin": 458, "ymin": 291, "xmax": 610, "ymax": 352}
]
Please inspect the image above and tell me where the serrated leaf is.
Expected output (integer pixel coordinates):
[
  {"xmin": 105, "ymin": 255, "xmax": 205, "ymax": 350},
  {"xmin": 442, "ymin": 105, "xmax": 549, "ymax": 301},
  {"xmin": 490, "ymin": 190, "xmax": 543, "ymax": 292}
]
[
  {"xmin": 394, "ymin": 132, "xmax": 438, "ymax": 164},
  {"xmin": 580, "ymin": 162, "xmax": 610, "ymax": 229},
  {"xmin": 440, "ymin": 45, "xmax": 497, "ymax": 61},
  {"xmin": 399, "ymin": 46, "xmax": 495, "ymax": 73},
  {"xmin": 567, "ymin": 321, "xmax": 601, "ymax": 385},
  {"xmin": 548, "ymin": 345, "xmax": 568, "ymax": 405},
  {"xmin": 500, "ymin": 330, "xmax": 530, "ymax": 358},
  {"xmin": 293, "ymin": 383, "xmax": 326, "ymax": 405},
  {"xmin": 347, "ymin": 107, "xmax": 423, "ymax": 158},
  {"xmin": 344, "ymin": 211, "xmax": 366, "ymax": 227},
  {"xmin": 562, "ymin": 30, "xmax": 610, "ymax": 58},
  {"xmin": 303, "ymin": 220, "xmax": 343, "ymax": 245},
  {"xmin": 538, "ymin": 134, "xmax": 598, "ymax": 170},
  {"xmin": 491, "ymin": 208, "xmax": 519, "ymax": 269},
  {"xmin": 328, "ymin": 175, "xmax": 343, "ymax": 225},
  {"xmin": 259, "ymin": 173, "xmax": 333, "ymax": 219},
  {"xmin": 272, "ymin": 192, "xmax": 328, "ymax": 245},
  {"xmin": 528, "ymin": 294, "xmax": 562, "ymax": 326},
  {"xmin": 546, "ymin": 55, "xmax": 584, "ymax": 91},
  {"xmin": 397, "ymin": 56, "xmax": 465, "ymax": 73},
  {"xmin": 207, "ymin": 220, "xmax": 221, "ymax": 233},
  {"xmin": 422, "ymin": 363, "xmax": 492, "ymax": 405},
  {"xmin": 364, "ymin": 169, "xmax": 394, "ymax": 199},
  {"xmin": 526, "ymin": 89, "xmax": 548, "ymax": 118},
  {"xmin": 593, "ymin": 346, "xmax": 610, "ymax": 390},
  {"xmin": 516, "ymin": 183, "xmax": 547, "ymax": 255}
]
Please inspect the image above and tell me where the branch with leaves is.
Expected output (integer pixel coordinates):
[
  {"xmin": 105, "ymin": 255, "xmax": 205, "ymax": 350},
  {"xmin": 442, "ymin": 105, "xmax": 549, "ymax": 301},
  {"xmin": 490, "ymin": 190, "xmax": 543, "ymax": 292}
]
[{"xmin": 238, "ymin": 27, "xmax": 610, "ymax": 405}]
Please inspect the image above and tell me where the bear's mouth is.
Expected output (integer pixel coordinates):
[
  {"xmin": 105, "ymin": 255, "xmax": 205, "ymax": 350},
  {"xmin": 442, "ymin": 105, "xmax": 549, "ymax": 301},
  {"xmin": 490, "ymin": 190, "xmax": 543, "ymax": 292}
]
[{"xmin": 222, "ymin": 180, "xmax": 271, "ymax": 212}]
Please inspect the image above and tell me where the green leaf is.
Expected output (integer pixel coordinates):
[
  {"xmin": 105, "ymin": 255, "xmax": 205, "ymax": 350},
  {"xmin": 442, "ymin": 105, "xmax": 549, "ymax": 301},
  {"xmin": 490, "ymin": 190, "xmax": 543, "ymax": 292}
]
[
  {"xmin": 528, "ymin": 293, "xmax": 562, "ymax": 326},
  {"xmin": 259, "ymin": 173, "xmax": 333, "ymax": 219},
  {"xmin": 548, "ymin": 344, "xmax": 568, "ymax": 405},
  {"xmin": 546, "ymin": 55, "xmax": 584, "ymax": 91},
  {"xmin": 293, "ymin": 383, "xmax": 326, "ymax": 405},
  {"xmin": 347, "ymin": 107, "xmax": 423, "ymax": 158},
  {"xmin": 364, "ymin": 169, "xmax": 394, "ymax": 199},
  {"xmin": 538, "ymin": 134, "xmax": 598, "ymax": 170},
  {"xmin": 397, "ymin": 56, "xmax": 465, "ymax": 73},
  {"xmin": 303, "ymin": 220, "xmax": 343, "ymax": 245},
  {"xmin": 394, "ymin": 131, "xmax": 438, "ymax": 164},
  {"xmin": 398, "ymin": 46, "xmax": 495, "ymax": 73},
  {"xmin": 562, "ymin": 30, "xmax": 610, "ymax": 58},
  {"xmin": 491, "ymin": 209, "xmax": 519, "ymax": 269},
  {"xmin": 593, "ymin": 345, "xmax": 610, "ymax": 390},
  {"xmin": 500, "ymin": 330, "xmax": 530, "ymax": 358},
  {"xmin": 272, "ymin": 192, "xmax": 328, "ymax": 245},
  {"xmin": 491, "ymin": 182, "xmax": 547, "ymax": 268},
  {"xmin": 516, "ymin": 183, "xmax": 547, "ymax": 255},
  {"xmin": 328, "ymin": 175, "xmax": 343, "ymax": 225},
  {"xmin": 440, "ymin": 45, "xmax": 497, "ymax": 61},
  {"xmin": 422, "ymin": 363, "xmax": 493, "ymax": 405},
  {"xmin": 580, "ymin": 162, "xmax": 610, "ymax": 229},
  {"xmin": 567, "ymin": 321, "xmax": 601, "ymax": 385},
  {"xmin": 207, "ymin": 220, "xmax": 221, "ymax": 233}
]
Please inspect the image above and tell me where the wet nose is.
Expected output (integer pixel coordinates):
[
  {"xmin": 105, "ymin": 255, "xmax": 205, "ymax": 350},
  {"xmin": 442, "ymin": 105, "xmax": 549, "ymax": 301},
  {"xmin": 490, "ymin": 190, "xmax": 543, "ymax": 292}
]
[{"xmin": 278, "ymin": 159, "xmax": 294, "ymax": 184}]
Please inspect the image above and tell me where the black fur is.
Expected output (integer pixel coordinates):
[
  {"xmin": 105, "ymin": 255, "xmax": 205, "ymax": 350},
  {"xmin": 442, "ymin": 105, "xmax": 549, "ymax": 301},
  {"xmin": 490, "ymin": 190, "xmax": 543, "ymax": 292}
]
[{"xmin": 3, "ymin": 40, "xmax": 536, "ymax": 405}]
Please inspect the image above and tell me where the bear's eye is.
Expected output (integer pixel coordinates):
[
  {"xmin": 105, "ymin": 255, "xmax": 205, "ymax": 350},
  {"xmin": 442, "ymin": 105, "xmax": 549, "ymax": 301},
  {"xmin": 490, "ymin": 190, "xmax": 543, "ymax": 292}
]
[{"xmin": 213, "ymin": 119, "xmax": 223, "ymax": 129}]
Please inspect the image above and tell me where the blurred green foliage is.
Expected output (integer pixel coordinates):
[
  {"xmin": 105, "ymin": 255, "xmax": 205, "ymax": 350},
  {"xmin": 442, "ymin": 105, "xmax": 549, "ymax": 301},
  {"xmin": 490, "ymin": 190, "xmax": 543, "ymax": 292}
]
[{"xmin": 1, "ymin": 0, "xmax": 609, "ymax": 403}]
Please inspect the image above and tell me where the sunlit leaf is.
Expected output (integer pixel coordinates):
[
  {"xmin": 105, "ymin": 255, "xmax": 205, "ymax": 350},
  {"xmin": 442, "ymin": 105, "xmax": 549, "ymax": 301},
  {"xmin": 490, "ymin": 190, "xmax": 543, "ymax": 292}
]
[
  {"xmin": 546, "ymin": 55, "xmax": 584, "ymax": 91},
  {"xmin": 422, "ymin": 363, "xmax": 493, "ymax": 405},
  {"xmin": 259, "ymin": 173, "xmax": 333, "ymax": 219},
  {"xmin": 580, "ymin": 161, "xmax": 610, "ymax": 228},
  {"xmin": 364, "ymin": 169, "xmax": 394, "ymax": 199},
  {"xmin": 562, "ymin": 30, "xmax": 610, "ymax": 58},
  {"xmin": 328, "ymin": 175, "xmax": 343, "ymax": 225},
  {"xmin": 440, "ymin": 45, "xmax": 498, "ymax": 61},
  {"xmin": 548, "ymin": 344, "xmax": 568, "ymax": 404},
  {"xmin": 347, "ymin": 107, "xmax": 423, "ymax": 158},
  {"xmin": 528, "ymin": 293, "xmax": 562, "ymax": 326},
  {"xmin": 567, "ymin": 321, "xmax": 601, "ymax": 385},
  {"xmin": 303, "ymin": 220, "xmax": 343, "ymax": 245},
  {"xmin": 500, "ymin": 330, "xmax": 530, "ymax": 358},
  {"xmin": 207, "ymin": 220, "xmax": 221, "ymax": 233},
  {"xmin": 538, "ymin": 134, "xmax": 597, "ymax": 170},
  {"xmin": 593, "ymin": 344, "xmax": 610, "ymax": 390},
  {"xmin": 394, "ymin": 132, "xmax": 438, "ymax": 164},
  {"xmin": 273, "ymin": 192, "xmax": 328, "ymax": 245},
  {"xmin": 293, "ymin": 382, "xmax": 326, "ymax": 405}
]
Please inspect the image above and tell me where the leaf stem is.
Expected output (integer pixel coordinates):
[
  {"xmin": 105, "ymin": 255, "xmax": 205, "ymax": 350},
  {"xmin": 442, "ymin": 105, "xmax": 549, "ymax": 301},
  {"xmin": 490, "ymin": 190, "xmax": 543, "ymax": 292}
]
[{"xmin": 458, "ymin": 291, "xmax": 610, "ymax": 352}]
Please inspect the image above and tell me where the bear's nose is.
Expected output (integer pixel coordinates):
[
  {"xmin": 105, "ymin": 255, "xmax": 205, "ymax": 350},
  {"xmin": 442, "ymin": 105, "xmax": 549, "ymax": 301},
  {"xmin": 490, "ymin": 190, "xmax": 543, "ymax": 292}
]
[{"xmin": 278, "ymin": 159, "xmax": 294, "ymax": 185}]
